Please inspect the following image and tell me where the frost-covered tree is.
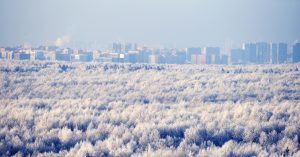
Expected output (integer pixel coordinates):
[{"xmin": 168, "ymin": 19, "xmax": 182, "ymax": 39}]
[{"xmin": 0, "ymin": 60, "xmax": 299, "ymax": 156}]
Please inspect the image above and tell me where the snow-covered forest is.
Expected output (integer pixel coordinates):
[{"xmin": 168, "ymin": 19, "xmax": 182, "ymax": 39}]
[{"xmin": 0, "ymin": 61, "xmax": 299, "ymax": 156}]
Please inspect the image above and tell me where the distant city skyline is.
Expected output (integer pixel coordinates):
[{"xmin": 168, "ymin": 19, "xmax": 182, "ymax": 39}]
[
  {"xmin": 0, "ymin": 0, "xmax": 300, "ymax": 49},
  {"xmin": 2, "ymin": 41, "xmax": 300, "ymax": 65}
]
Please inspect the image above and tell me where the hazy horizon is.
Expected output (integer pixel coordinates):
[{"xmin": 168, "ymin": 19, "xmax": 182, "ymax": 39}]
[{"xmin": 0, "ymin": 0, "xmax": 300, "ymax": 49}]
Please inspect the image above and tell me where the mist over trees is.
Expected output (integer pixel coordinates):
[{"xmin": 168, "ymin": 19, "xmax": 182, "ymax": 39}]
[{"xmin": 0, "ymin": 61, "xmax": 299, "ymax": 156}]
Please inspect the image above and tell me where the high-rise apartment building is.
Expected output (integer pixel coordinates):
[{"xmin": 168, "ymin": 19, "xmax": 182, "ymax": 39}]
[{"xmin": 293, "ymin": 43, "xmax": 300, "ymax": 63}]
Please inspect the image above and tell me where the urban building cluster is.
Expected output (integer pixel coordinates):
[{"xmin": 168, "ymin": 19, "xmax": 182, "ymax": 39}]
[{"xmin": 1, "ymin": 42, "xmax": 300, "ymax": 65}]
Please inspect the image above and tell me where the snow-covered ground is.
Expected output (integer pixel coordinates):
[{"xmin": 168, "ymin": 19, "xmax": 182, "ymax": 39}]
[{"xmin": 0, "ymin": 61, "xmax": 299, "ymax": 156}]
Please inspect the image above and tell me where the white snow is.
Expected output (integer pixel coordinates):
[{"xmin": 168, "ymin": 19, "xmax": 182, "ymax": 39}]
[{"xmin": 0, "ymin": 61, "xmax": 299, "ymax": 156}]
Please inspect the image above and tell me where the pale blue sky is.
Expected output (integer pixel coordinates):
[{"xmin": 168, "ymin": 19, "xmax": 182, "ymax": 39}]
[{"xmin": 0, "ymin": 0, "xmax": 299, "ymax": 48}]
